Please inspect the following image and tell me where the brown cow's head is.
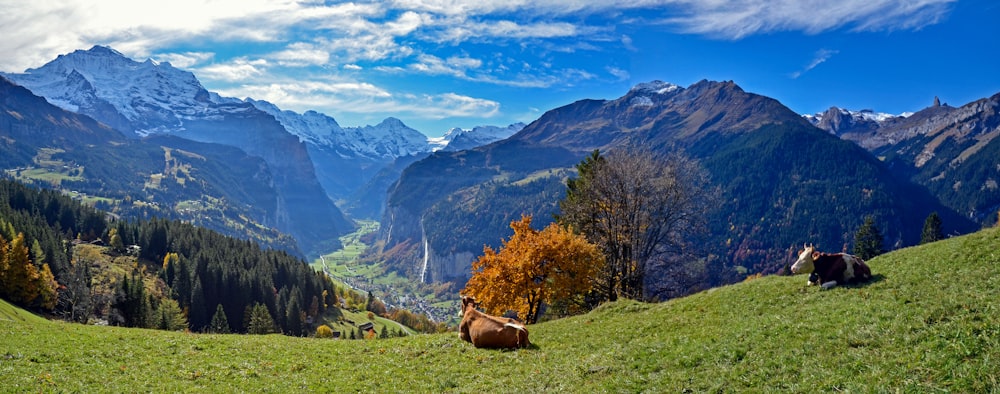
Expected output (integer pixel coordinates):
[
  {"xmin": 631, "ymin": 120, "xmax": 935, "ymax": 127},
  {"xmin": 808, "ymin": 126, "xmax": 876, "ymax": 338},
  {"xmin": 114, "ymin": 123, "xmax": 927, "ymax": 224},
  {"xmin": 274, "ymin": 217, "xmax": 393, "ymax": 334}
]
[{"xmin": 461, "ymin": 296, "xmax": 478, "ymax": 315}]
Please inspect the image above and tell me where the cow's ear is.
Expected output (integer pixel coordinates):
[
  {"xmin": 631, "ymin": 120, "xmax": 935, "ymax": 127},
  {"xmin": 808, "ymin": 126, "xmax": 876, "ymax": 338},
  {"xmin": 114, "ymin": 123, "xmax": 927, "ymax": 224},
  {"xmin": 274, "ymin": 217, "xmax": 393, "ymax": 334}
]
[{"xmin": 812, "ymin": 252, "xmax": 821, "ymax": 259}]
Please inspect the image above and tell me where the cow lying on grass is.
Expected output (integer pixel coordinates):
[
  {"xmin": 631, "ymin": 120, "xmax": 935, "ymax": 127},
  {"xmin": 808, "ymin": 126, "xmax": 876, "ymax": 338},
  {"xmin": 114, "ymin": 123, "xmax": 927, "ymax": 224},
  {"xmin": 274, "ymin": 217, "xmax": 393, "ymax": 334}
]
[
  {"xmin": 791, "ymin": 244, "xmax": 872, "ymax": 290},
  {"xmin": 459, "ymin": 296, "xmax": 529, "ymax": 349}
]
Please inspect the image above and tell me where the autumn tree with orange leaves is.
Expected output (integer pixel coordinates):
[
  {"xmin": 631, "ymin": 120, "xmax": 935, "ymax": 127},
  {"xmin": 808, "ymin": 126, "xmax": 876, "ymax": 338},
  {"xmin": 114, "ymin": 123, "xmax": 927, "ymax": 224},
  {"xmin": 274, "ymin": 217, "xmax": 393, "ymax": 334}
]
[{"xmin": 463, "ymin": 215, "xmax": 603, "ymax": 324}]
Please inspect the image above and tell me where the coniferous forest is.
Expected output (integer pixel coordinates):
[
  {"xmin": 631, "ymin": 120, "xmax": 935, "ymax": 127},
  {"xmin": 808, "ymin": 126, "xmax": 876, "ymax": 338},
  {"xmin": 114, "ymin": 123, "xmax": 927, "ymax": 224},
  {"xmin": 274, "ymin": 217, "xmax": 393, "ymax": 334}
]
[{"xmin": 0, "ymin": 178, "xmax": 339, "ymax": 335}]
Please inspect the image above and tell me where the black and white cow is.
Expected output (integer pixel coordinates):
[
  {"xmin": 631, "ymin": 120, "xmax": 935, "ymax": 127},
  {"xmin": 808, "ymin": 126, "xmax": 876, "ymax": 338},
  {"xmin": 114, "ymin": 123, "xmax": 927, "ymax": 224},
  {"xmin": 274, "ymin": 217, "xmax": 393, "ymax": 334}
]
[{"xmin": 791, "ymin": 244, "xmax": 872, "ymax": 290}]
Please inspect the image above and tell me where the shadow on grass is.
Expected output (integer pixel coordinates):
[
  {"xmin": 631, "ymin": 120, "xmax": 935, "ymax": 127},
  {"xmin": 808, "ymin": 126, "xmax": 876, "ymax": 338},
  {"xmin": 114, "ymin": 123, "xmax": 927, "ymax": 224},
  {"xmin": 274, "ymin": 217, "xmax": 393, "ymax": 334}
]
[{"xmin": 796, "ymin": 273, "xmax": 886, "ymax": 292}]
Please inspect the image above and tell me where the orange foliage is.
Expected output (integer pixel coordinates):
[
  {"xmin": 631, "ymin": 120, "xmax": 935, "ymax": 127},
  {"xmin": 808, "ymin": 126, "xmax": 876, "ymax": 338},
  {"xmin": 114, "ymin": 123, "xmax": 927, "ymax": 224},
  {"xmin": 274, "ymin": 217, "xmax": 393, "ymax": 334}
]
[
  {"xmin": 0, "ymin": 233, "xmax": 59, "ymax": 310},
  {"xmin": 463, "ymin": 215, "xmax": 603, "ymax": 323}
]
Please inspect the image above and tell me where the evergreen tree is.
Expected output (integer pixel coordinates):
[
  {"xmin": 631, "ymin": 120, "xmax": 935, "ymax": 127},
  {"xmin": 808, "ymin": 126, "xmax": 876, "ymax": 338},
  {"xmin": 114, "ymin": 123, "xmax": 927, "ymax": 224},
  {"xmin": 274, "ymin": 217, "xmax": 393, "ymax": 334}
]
[
  {"xmin": 115, "ymin": 270, "xmax": 150, "ymax": 328},
  {"xmin": 380, "ymin": 325, "xmax": 388, "ymax": 339},
  {"xmin": 209, "ymin": 304, "xmax": 231, "ymax": 334},
  {"xmin": 189, "ymin": 277, "xmax": 207, "ymax": 331},
  {"xmin": 247, "ymin": 303, "xmax": 276, "ymax": 335},
  {"xmin": 285, "ymin": 289, "xmax": 303, "ymax": 337},
  {"xmin": 172, "ymin": 257, "xmax": 191, "ymax": 308},
  {"xmin": 853, "ymin": 216, "xmax": 885, "ymax": 260},
  {"xmin": 162, "ymin": 252, "xmax": 180, "ymax": 287},
  {"xmin": 920, "ymin": 212, "xmax": 944, "ymax": 244}
]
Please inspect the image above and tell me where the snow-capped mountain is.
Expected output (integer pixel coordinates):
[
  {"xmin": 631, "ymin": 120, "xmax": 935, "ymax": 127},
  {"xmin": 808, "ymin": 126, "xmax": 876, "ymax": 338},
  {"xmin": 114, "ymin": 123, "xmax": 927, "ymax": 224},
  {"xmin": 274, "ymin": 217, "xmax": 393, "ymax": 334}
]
[
  {"xmin": 3, "ymin": 45, "xmax": 526, "ymax": 222},
  {"xmin": 804, "ymin": 107, "xmax": 910, "ymax": 129},
  {"xmin": 2, "ymin": 46, "xmax": 353, "ymax": 255},
  {"xmin": 804, "ymin": 106, "xmax": 915, "ymax": 149},
  {"xmin": 247, "ymin": 99, "xmax": 431, "ymax": 159},
  {"xmin": 431, "ymin": 123, "xmax": 526, "ymax": 152},
  {"xmin": 2, "ymin": 46, "xmax": 223, "ymax": 136}
]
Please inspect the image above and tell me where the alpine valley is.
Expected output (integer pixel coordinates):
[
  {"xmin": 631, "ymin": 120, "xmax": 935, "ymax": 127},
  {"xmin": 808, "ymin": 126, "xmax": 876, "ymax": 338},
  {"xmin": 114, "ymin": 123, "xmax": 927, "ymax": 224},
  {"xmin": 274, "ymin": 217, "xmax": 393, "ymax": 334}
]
[
  {"xmin": 1, "ymin": 46, "xmax": 520, "ymax": 258},
  {"xmin": 2, "ymin": 46, "xmax": 997, "ymax": 303}
]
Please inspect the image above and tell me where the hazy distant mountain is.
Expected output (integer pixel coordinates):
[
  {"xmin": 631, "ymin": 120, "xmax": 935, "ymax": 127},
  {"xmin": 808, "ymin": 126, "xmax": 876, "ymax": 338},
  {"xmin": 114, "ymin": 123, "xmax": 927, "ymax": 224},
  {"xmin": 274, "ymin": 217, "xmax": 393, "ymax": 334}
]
[
  {"xmin": 378, "ymin": 80, "xmax": 973, "ymax": 299},
  {"xmin": 431, "ymin": 123, "xmax": 525, "ymax": 152},
  {"xmin": 2, "ymin": 46, "xmax": 351, "ymax": 256}
]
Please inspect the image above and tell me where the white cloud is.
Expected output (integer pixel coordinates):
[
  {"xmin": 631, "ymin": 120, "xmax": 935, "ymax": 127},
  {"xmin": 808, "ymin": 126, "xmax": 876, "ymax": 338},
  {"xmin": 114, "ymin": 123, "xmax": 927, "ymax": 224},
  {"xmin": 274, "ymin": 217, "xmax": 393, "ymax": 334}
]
[
  {"xmin": 0, "ymin": 0, "xmax": 954, "ymax": 73},
  {"xmin": 791, "ymin": 48, "xmax": 839, "ymax": 79},
  {"xmin": 661, "ymin": 0, "xmax": 955, "ymax": 39},
  {"xmin": 606, "ymin": 66, "xmax": 630, "ymax": 81},
  {"xmin": 152, "ymin": 52, "xmax": 215, "ymax": 68},
  {"xmin": 409, "ymin": 54, "xmax": 483, "ymax": 78},
  {"xmin": 343, "ymin": 64, "xmax": 363, "ymax": 71},
  {"xmin": 195, "ymin": 58, "xmax": 269, "ymax": 82},
  {"xmin": 270, "ymin": 43, "xmax": 330, "ymax": 67},
  {"xmin": 216, "ymin": 79, "xmax": 498, "ymax": 120},
  {"xmin": 414, "ymin": 93, "xmax": 501, "ymax": 119}
]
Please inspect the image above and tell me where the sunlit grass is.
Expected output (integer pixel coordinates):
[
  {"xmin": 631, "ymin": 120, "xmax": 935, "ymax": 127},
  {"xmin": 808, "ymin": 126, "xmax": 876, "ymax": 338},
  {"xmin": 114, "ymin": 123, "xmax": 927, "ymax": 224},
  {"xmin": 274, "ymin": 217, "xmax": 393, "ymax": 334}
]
[{"xmin": 3, "ymin": 227, "xmax": 998, "ymax": 392}]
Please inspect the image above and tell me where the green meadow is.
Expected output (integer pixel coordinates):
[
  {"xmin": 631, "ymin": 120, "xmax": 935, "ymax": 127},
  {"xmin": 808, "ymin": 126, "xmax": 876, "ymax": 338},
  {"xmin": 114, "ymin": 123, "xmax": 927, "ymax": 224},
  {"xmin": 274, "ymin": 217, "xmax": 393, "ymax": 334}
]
[{"xmin": 2, "ymin": 227, "xmax": 999, "ymax": 392}]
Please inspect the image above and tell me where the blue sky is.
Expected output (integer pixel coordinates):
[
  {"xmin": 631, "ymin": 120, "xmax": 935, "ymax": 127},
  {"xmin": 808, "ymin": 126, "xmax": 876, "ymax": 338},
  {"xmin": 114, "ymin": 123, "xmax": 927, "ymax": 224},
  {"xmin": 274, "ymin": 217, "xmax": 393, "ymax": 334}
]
[{"xmin": 1, "ymin": 0, "xmax": 997, "ymax": 137}]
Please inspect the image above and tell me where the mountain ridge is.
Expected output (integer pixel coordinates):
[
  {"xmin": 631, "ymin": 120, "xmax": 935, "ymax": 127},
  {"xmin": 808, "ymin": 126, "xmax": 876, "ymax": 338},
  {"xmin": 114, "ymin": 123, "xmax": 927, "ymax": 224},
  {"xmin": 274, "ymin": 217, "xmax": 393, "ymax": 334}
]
[
  {"xmin": 377, "ymin": 79, "xmax": 975, "ymax": 298},
  {"xmin": 809, "ymin": 93, "xmax": 1000, "ymax": 225}
]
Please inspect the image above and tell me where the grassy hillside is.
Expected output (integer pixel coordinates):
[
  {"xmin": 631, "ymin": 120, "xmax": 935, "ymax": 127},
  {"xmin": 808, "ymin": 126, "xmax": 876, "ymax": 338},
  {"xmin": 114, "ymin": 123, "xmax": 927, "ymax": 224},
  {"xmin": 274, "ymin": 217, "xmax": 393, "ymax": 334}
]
[{"xmin": 2, "ymin": 227, "xmax": 998, "ymax": 392}]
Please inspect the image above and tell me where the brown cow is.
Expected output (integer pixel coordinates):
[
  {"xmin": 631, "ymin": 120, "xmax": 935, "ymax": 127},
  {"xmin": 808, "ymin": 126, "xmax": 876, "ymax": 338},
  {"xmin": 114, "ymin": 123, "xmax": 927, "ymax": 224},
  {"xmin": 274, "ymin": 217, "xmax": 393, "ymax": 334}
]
[{"xmin": 459, "ymin": 296, "xmax": 529, "ymax": 349}]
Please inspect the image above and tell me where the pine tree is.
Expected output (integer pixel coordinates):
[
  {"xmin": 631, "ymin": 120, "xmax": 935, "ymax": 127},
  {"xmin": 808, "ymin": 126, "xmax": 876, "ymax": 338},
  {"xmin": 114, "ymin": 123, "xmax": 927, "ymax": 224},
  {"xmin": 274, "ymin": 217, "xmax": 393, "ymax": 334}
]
[
  {"xmin": 189, "ymin": 277, "xmax": 208, "ymax": 331},
  {"xmin": 247, "ymin": 303, "xmax": 276, "ymax": 335},
  {"xmin": 920, "ymin": 212, "xmax": 943, "ymax": 245},
  {"xmin": 285, "ymin": 289, "xmax": 303, "ymax": 337},
  {"xmin": 209, "ymin": 304, "xmax": 231, "ymax": 334},
  {"xmin": 853, "ymin": 216, "xmax": 885, "ymax": 260}
]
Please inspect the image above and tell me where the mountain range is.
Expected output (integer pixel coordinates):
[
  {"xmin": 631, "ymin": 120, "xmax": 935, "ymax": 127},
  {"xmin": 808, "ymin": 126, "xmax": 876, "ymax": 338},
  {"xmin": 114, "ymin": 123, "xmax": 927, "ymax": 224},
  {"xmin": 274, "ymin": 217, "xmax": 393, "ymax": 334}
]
[
  {"xmin": 2, "ymin": 46, "xmax": 996, "ymax": 302},
  {"xmin": 378, "ymin": 79, "xmax": 986, "ymax": 299},
  {"xmin": 807, "ymin": 93, "xmax": 1000, "ymax": 224},
  {"xmin": 1, "ymin": 46, "xmax": 519, "ymax": 256}
]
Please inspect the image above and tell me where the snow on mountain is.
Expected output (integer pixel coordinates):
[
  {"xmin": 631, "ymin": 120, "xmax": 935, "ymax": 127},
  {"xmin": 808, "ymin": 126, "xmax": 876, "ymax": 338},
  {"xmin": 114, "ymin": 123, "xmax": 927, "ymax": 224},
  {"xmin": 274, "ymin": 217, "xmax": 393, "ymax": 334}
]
[
  {"xmin": 629, "ymin": 80, "xmax": 681, "ymax": 95},
  {"xmin": 804, "ymin": 107, "xmax": 911, "ymax": 127},
  {"xmin": 344, "ymin": 117, "xmax": 434, "ymax": 158},
  {"xmin": 2, "ymin": 46, "xmax": 221, "ymax": 136},
  {"xmin": 3, "ymin": 45, "xmax": 450, "ymax": 161},
  {"xmin": 432, "ymin": 123, "xmax": 525, "ymax": 152}
]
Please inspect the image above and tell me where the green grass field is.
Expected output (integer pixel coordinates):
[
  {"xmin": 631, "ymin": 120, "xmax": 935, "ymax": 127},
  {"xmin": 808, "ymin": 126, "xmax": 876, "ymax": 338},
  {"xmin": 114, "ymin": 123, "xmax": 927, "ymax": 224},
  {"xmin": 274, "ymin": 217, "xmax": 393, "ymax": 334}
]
[{"xmin": 2, "ymin": 227, "xmax": 999, "ymax": 392}]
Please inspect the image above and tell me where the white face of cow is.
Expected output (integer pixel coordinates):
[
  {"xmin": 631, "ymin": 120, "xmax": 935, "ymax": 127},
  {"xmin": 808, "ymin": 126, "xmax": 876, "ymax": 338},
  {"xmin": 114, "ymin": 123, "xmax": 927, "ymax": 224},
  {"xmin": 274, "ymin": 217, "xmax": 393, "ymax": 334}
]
[{"xmin": 790, "ymin": 245, "xmax": 815, "ymax": 274}]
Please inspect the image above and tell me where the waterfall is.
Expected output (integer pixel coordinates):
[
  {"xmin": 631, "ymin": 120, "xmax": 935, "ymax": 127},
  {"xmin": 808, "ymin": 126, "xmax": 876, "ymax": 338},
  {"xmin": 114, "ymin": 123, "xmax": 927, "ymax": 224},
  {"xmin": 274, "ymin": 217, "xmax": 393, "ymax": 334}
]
[{"xmin": 419, "ymin": 217, "xmax": 429, "ymax": 283}]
